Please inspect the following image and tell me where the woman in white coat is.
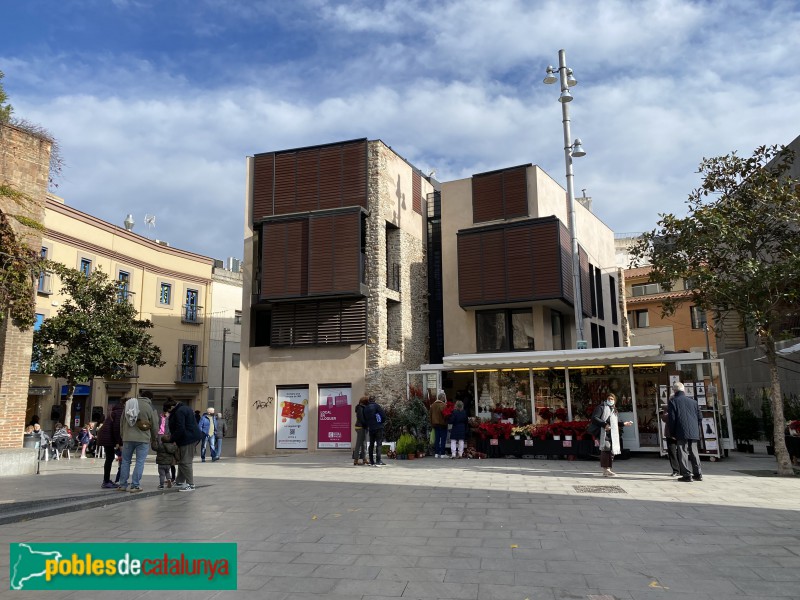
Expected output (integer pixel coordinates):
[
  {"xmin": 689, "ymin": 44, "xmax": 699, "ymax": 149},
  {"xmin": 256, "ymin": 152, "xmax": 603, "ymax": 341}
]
[{"xmin": 590, "ymin": 394, "xmax": 633, "ymax": 477}]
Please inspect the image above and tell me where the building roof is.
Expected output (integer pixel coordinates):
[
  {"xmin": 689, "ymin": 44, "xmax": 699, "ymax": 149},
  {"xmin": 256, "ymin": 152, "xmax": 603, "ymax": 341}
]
[{"xmin": 626, "ymin": 290, "xmax": 692, "ymax": 304}]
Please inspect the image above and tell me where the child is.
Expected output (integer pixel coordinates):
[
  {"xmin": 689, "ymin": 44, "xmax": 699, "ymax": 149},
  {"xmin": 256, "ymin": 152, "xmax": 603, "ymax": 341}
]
[{"xmin": 154, "ymin": 435, "xmax": 179, "ymax": 489}]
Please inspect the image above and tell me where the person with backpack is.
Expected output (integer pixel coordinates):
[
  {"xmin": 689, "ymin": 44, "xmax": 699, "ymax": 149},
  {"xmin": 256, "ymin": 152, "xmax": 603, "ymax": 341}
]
[
  {"xmin": 117, "ymin": 393, "xmax": 158, "ymax": 493},
  {"xmin": 363, "ymin": 395, "xmax": 387, "ymax": 466}
]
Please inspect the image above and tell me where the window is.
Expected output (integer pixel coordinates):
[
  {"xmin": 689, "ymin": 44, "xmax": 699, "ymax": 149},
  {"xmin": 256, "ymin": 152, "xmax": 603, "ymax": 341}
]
[
  {"xmin": 234, "ymin": 310, "xmax": 242, "ymax": 325},
  {"xmin": 627, "ymin": 309, "xmax": 649, "ymax": 329},
  {"xmin": 30, "ymin": 314, "xmax": 44, "ymax": 372},
  {"xmin": 608, "ymin": 274, "xmax": 618, "ymax": 325},
  {"xmin": 231, "ymin": 353, "xmax": 240, "ymax": 368},
  {"xmin": 476, "ymin": 309, "xmax": 534, "ymax": 352},
  {"xmin": 631, "ymin": 282, "xmax": 668, "ymax": 297},
  {"xmin": 180, "ymin": 344, "xmax": 198, "ymax": 382},
  {"xmin": 594, "ymin": 266, "xmax": 604, "ymax": 319},
  {"xmin": 613, "ymin": 330, "xmax": 620, "ymax": 347},
  {"xmin": 117, "ymin": 271, "xmax": 130, "ymax": 302},
  {"xmin": 38, "ymin": 247, "xmax": 49, "ymax": 293},
  {"xmin": 690, "ymin": 306, "xmax": 707, "ymax": 330},
  {"xmin": 79, "ymin": 258, "xmax": 92, "ymax": 278},
  {"xmin": 183, "ymin": 289, "xmax": 199, "ymax": 323},
  {"xmin": 387, "ymin": 300, "xmax": 401, "ymax": 350},
  {"xmin": 159, "ymin": 282, "xmax": 172, "ymax": 305}
]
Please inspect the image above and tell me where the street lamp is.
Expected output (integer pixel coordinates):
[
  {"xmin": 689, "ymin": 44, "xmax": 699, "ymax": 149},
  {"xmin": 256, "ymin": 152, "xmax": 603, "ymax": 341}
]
[
  {"xmin": 220, "ymin": 327, "xmax": 231, "ymax": 418},
  {"xmin": 544, "ymin": 49, "xmax": 587, "ymax": 349}
]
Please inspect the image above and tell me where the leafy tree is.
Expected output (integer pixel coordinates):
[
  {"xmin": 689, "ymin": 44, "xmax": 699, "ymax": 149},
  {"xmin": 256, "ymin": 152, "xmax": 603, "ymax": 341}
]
[
  {"xmin": 632, "ymin": 144, "xmax": 800, "ymax": 475},
  {"xmin": 0, "ymin": 70, "xmax": 12, "ymax": 122},
  {"xmin": 32, "ymin": 264, "xmax": 165, "ymax": 424},
  {"xmin": 0, "ymin": 201, "xmax": 41, "ymax": 330}
]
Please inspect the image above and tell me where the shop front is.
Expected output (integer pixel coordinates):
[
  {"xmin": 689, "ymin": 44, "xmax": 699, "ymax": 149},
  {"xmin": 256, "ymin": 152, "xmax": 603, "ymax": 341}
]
[{"xmin": 409, "ymin": 345, "xmax": 733, "ymax": 455}]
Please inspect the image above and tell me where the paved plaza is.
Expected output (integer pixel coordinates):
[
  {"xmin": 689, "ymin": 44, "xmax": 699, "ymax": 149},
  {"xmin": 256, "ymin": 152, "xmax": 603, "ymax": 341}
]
[{"xmin": 1, "ymin": 447, "xmax": 800, "ymax": 600}]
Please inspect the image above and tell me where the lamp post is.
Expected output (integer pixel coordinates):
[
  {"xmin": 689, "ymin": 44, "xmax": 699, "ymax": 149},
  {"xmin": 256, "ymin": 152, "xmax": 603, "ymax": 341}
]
[
  {"xmin": 220, "ymin": 327, "xmax": 230, "ymax": 419},
  {"xmin": 544, "ymin": 49, "xmax": 587, "ymax": 349}
]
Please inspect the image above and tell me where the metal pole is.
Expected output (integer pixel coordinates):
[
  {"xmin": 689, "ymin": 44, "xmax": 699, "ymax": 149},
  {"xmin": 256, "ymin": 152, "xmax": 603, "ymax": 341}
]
[
  {"xmin": 220, "ymin": 327, "xmax": 229, "ymax": 418},
  {"xmin": 704, "ymin": 322, "xmax": 712, "ymax": 360},
  {"xmin": 558, "ymin": 49, "xmax": 585, "ymax": 348}
]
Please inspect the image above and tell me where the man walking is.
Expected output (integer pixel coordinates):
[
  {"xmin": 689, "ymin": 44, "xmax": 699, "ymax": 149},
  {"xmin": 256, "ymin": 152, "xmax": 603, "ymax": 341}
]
[
  {"xmin": 198, "ymin": 407, "xmax": 217, "ymax": 462},
  {"xmin": 430, "ymin": 391, "xmax": 448, "ymax": 458},
  {"xmin": 363, "ymin": 395, "xmax": 387, "ymax": 466},
  {"xmin": 213, "ymin": 412, "xmax": 227, "ymax": 461},
  {"xmin": 117, "ymin": 393, "xmax": 158, "ymax": 493},
  {"xmin": 667, "ymin": 381, "xmax": 703, "ymax": 482},
  {"xmin": 163, "ymin": 399, "xmax": 204, "ymax": 492}
]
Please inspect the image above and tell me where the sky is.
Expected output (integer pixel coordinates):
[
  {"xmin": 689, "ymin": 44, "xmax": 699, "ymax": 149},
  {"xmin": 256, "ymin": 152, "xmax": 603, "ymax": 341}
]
[{"xmin": 2, "ymin": 0, "xmax": 799, "ymax": 263}]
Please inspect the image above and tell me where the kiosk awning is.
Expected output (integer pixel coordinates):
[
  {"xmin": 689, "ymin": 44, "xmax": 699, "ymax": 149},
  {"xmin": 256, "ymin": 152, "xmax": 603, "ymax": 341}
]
[{"xmin": 439, "ymin": 345, "xmax": 667, "ymax": 370}]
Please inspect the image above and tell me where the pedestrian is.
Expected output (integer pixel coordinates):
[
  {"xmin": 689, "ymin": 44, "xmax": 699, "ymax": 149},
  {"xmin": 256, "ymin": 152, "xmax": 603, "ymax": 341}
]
[
  {"xmin": 198, "ymin": 407, "xmax": 217, "ymax": 462},
  {"xmin": 363, "ymin": 395, "xmax": 387, "ymax": 466},
  {"xmin": 157, "ymin": 406, "xmax": 176, "ymax": 482},
  {"xmin": 667, "ymin": 381, "xmax": 703, "ymax": 482},
  {"xmin": 163, "ymin": 398, "xmax": 204, "ymax": 492},
  {"xmin": 194, "ymin": 410, "xmax": 201, "ymax": 423},
  {"xmin": 352, "ymin": 396, "xmax": 369, "ymax": 465},
  {"xmin": 31, "ymin": 423, "xmax": 51, "ymax": 461},
  {"xmin": 97, "ymin": 401, "xmax": 123, "ymax": 488},
  {"xmin": 153, "ymin": 434, "xmax": 179, "ymax": 489},
  {"xmin": 448, "ymin": 400, "xmax": 469, "ymax": 459},
  {"xmin": 660, "ymin": 407, "xmax": 680, "ymax": 476},
  {"xmin": 430, "ymin": 390, "xmax": 448, "ymax": 458},
  {"xmin": 213, "ymin": 412, "xmax": 227, "ymax": 461},
  {"xmin": 51, "ymin": 423, "xmax": 71, "ymax": 459},
  {"xmin": 77, "ymin": 424, "xmax": 92, "ymax": 459},
  {"xmin": 591, "ymin": 394, "xmax": 633, "ymax": 477},
  {"xmin": 117, "ymin": 394, "xmax": 158, "ymax": 492}
]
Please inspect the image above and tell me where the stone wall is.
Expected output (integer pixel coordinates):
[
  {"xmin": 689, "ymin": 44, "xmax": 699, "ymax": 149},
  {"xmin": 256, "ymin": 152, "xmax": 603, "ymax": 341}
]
[
  {"xmin": 364, "ymin": 142, "xmax": 429, "ymax": 405},
  {"xmin": 0, "ymin": 123, "xmax": 51, "ymax": 449}
]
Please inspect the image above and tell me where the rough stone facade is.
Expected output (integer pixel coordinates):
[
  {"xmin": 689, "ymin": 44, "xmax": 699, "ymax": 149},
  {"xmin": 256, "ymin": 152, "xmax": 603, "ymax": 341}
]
[
  {"xmin": 364, "ymin": 141, "xmax": 429, "ymax": 405},
  {"xmin": 0, "ymin": 123, "xmax": 51, "ymax": 450}
]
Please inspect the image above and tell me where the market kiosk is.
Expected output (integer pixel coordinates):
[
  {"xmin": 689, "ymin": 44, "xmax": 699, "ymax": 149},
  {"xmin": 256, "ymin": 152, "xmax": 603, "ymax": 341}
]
[{"xmin": 409, "ymin": 345, "xmax": 734, "ymax": 456}]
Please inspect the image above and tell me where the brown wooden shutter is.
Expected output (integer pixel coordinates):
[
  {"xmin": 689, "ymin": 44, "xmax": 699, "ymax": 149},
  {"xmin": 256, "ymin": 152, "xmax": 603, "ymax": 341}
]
[
  {"xmin": 580, "ymin": 247, "xmax": 591, "ymax": 318},
  {"xmin": 339, "ymin": 299, "xmax": 367, "ymax": 343},
  {"xmin": 560, "ymin": 224, "xmax": 573, "ymax": 302},
  {"xmin": 295, "ymin": 149, "xmax": 319, "ymax": 212},
  {"xmin": 308, "ymin": 210, "xmax": 361, "ymax": 295},
  {"xmin": 472, "ymin": 171, "xmax": 503, "ymax": 223},
  {"xmin": 341, "ymin": 140, "xmax": 368, "ymax": 208},
  {"xmin": 273, "ymin": 153, "xmax": 297, "ymax": 214},
  {"xmin": 457, "ymin": 235, "xmax": 483, "ymax": 305},
  {"xmin": 481, "ymin": 229, "xmax": 506, "ymax": 303},
  {"xmin": 318, "ymin": 146, "xmax": 343, "ymax": 210},
  {"xmin": 502, "ymin": 166, "xmax": 528, "ymax": 218},
  {"xmin": 505, "ymin": 226, "xmax": 534, "ymax": 301},
  {"xmin": 412, "ymin": 171, "xmax": 422, "ymax": 214},
  {"xmin": 530, "ymin": 220, "xmax": 561, "ymax": 299},
  {"xmin": 308, "ymin": 214, "xmax": 335, "ymax": 294},
  {"xmin": 260, "ymin": 219, "xmax": 308, "ymax": 300},
  {"xmin": 253, "ymin": 154, "xmax": 274, "ymax": 219}
]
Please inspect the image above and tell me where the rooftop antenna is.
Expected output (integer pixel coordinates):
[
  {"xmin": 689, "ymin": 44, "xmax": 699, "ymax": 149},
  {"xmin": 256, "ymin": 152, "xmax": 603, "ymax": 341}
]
[{"xmin": 144, "ymin": 214, "xmax": 156, "ymax": 237}]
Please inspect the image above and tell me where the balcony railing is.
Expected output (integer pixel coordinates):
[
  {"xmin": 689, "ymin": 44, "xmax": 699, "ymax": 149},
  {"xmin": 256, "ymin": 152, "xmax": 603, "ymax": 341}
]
[
  {"xmin": 181, "ymin": 304, "xmax": 204, "ymax": 324},
  {"xmin": 37, "ymin": 271, "xmax": 53, "ymax": 295},
  {"xmin": 176, "ymin": 364, "xmax": 207, "ymax": 384}
]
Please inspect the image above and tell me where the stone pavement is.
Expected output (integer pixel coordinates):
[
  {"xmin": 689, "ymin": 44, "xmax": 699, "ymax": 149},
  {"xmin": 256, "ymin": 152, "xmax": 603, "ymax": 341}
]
[{"xmin": 1, "ymin": 448, "xmax": 799, "ymax": 600}]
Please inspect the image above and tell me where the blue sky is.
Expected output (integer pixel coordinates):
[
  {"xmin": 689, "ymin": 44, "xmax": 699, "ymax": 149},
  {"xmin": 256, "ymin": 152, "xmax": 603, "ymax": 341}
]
[{"xmin": 3, "ymin": 0, "xmax": 799, "ymax": 262}]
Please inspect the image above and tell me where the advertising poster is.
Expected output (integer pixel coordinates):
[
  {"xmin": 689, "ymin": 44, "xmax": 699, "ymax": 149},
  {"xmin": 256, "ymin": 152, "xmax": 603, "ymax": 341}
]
[
  {"xmin": 318, "ymin": 387, "xmax": 352, "ymax": 449},
  {"xmin": 276, "ymin": 388, "xmax": 309, "ymax": 449},
  {"xmin": 685, "ymin": 382, "xmax": 695, "ymax": 400},
  {"xmin": 701, "ymin": 416, "xmax": 718, "ymax": 451},
  {"xmin": 696, "ymin": 381, "xmax": 707, "ymax": 406}
]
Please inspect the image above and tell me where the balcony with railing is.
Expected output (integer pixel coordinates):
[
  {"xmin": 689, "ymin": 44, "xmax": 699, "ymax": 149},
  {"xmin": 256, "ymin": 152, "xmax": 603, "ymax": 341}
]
[
  {"xmin": 181, "ymin": 304, "xmax": 204, "ymax": 325},
  {"xmin": 37, "ymin": 271, "xmax": 54, "ymax": 295},
  {"xmin": 175, "ymin": 364, "xmax": 207, "ymax": 384}
]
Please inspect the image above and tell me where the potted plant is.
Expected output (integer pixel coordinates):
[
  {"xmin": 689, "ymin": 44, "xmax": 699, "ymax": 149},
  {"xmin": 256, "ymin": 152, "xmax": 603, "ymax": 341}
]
[
  {"xmin": 396, "ymin": 433, "xmax": 416, "ymax": 460},
  {"xmin": 731, "ymin": 395, "xmax": 760, "ymax": 453}
]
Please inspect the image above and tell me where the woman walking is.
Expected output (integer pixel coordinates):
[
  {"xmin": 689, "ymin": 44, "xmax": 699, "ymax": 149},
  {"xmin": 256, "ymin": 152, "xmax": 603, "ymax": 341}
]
[
  {"xmin": 448, "ymin": 400, "xmax": 468, "ymax": 459},
  {"xmin": 590, "ymin": 394, "xmax": 632, "ymax": 476}
]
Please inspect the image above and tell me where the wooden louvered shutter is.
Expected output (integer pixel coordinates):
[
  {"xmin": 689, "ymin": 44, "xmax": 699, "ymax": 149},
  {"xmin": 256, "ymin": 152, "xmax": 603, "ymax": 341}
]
[
  {"xmin": 341, "ymin": 141, "xmax": 368, "ymax": 208},
  {"xmin": 253, "ymin": 154, "xmax": 274, "ymax": 219},
  {"xmin": 502, "ymin": 167, "xmax": 528, "ymax": 218},
  {"xmin": 481, "ymin": 230, "xmax": 506, "ymax": 303},
  {"xmin": 412, "ymin": 171, "xmax": 422, "ymax": 214},
  {"xmin": 260, "ymin": 219, "xmax": 308, "ymax": 300},
  {"xmin": 457, "ymin": 235, "xmax": 483, "ymax": 305},
  {"xmin": 472, "ymin": 172, "xmax": 503, "ymax": 223},
  {"xmin": 531, "ymin": 220, "xmax": 561, "ymax": 299},
  {"xmin": 295, "ymin": 149, "xmax": 319, "ymax": 212},
  {"xmin": 273, "ymin": 153, "xmax": 297, "ymax": 214},
  {"xmin": 505, "ymin": 226, "xmax": 534, "ymax": 301}
]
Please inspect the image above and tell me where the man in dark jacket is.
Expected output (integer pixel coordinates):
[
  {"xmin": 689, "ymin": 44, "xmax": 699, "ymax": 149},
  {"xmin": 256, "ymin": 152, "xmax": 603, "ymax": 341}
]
[
  {"xmin": 97, "ymin": 402, "xmax": 123, "ymax": 488},
  {"xmin": 667, "ymin": 381, "xmax": 703, "ymax": 482},
  {"xmin": 163, "ymin": 399, "xmax": 204, "ymax": 492},
  {"xmin": 362, "ymin": 396, "xmax": 387, "ymax": 466}
]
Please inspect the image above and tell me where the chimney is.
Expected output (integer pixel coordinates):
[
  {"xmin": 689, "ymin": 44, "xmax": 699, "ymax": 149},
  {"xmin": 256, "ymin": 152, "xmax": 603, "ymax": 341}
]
[
  {"xmin": 123, "ymin": 214, "xmax": 134, "ymax": 231},
  {"xmin": 577, "ymin": 189, "xmax": 592, "ymax": 212}
]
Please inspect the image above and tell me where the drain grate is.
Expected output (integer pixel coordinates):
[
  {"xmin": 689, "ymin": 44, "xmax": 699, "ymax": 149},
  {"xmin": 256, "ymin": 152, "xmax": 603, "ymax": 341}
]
[{"xmin": 573, "ymin": 485, "xmax": 626, "ymax": 494}]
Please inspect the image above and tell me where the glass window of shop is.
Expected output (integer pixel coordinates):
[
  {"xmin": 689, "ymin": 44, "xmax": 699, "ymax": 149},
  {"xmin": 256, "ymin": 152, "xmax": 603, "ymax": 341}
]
[
  {"xmin": 564, "ymin": 366, "xmax": 632, "ymax": 422},
  {"xmin": 630, "ymin": 365, "xmax": 669, "ymax": 447},
  {"xmin": 532, "ymin": 368, "xmax": 568, "ymax": 424},
  {"xmin": 475, "ymin": 369, "xmax": 532, "ymax": 423}
]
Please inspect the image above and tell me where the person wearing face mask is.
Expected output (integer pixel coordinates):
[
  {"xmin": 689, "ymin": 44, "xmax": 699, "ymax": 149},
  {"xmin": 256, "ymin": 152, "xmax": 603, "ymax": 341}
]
[{"xmin": 590, "ymin": 394, "xmax": 633, "ymax": 477}]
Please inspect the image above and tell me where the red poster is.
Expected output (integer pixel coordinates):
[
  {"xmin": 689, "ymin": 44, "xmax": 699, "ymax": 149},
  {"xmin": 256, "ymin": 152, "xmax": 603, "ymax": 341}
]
[{"xmin": 318, "ymin": 387, "xmax": 352, "ymax": 449}]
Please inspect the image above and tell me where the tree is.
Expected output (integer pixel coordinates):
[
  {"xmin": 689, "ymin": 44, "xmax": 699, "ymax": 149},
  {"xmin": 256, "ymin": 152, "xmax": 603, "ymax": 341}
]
[
  {"xmin": 0, "ymin": 70, "xmax": 12, "ymax": 122},
  {"xmin": 632, "ymin": 144, "xmax": 800, "ymax": 475},
  {"xmin": 32, "ymin": 263, "xmax": 165, "ymax": 425}
]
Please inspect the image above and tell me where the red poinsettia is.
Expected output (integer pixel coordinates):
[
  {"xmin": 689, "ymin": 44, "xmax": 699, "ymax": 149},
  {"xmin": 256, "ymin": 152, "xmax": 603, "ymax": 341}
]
[
  {"xmin": 476, "ymin": 421, "xmax": 514, "ymax": 440},
  {"xmin": 494, "ymin": 406, "xmax": 517, "ymax": 419},
  {"xmin": 538, "ymin": 407, "xmax": 553, "ymax": 421},
  {"xmin": 554, "ymin": 407, "xmax": 568, "ymax": 421},
  {"xmin": 442, "ymin": 401, "xmax": 456, "ymax": 420}
]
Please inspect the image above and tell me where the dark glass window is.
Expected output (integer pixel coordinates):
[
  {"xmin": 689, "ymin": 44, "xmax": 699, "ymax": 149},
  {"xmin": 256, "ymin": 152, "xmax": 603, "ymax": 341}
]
[
  {"xmin": 690, "ymin": 306, "xmax": 707, "ymax": 329},
  {"xmin": 476, "ymin": 309, "xmax": 534, "ymax": 352}
]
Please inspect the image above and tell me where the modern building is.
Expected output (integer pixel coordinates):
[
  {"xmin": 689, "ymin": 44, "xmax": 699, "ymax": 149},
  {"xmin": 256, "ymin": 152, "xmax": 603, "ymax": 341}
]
[
  {"xmin": 207, "ymin": 260, "xmax": 243, "ymax": 435},
  {"xmin": 28, "ymin": 195, "xmax": 215, "ymax": 431},
  {"xmin": 238, "ymin": 138, "xmax": 434, "ymax": 455}
]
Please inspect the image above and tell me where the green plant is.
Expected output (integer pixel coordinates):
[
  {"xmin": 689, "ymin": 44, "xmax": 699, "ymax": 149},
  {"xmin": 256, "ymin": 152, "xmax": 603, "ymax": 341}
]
[
  {"xmin": 784, "ymin": 394, "xmax": 800, "ymax": 421},
  {"xmin": 396, "ymin": 433, "xmax": 416, "ymax": 456},
  {"xmin": 731, "ymin": 396, "xmax": 760, "ymax": 443}
]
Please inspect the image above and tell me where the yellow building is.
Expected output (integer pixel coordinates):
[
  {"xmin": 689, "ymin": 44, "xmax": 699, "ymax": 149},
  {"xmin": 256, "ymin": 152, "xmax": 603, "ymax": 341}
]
[{"xmin": 28, "ymin": 195, "xmax": 214, "ymax": 431}]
